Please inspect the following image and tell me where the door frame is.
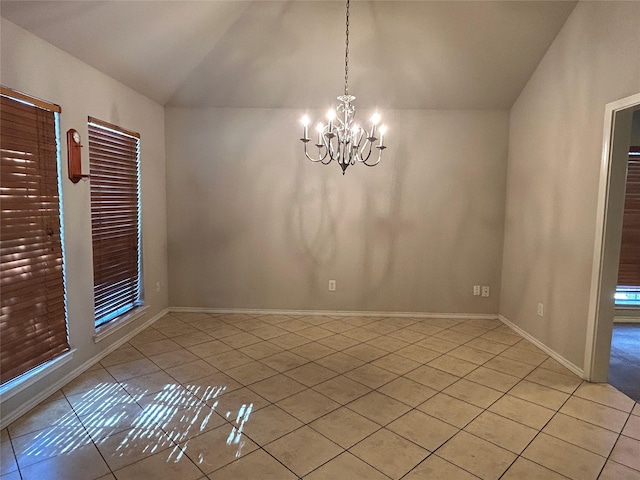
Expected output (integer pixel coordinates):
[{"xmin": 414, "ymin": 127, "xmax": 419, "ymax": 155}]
[{"xmin": 585, "ymin": 92, "xmax": 640, "ymax": 382}]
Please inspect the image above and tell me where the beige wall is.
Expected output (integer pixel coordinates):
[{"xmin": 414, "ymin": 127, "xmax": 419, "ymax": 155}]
[
  {"xmin": 0, "ymin": 19, "xmax": 169, "ymax": 423},
  {"xmin": 500, "ymin": 1, "xmax": 640, "ymax": 369},
  {"xmin": 166, "ymin": 108, "xmax": 508, "ymax": 314}
]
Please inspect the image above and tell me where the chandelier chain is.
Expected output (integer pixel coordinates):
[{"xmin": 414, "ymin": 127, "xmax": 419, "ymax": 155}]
[{"xmin": 344, "ymin": 0, "xmax": 350, "ymax": 96}]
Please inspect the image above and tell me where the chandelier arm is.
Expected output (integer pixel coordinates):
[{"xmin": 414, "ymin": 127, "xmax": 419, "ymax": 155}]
[
  {"xmin": 303, "ymin": 141, "xmax": 329, "ymax": 163},
  {"xmin": 358, "ymin": 140, "xmax": 373, "ymax": 163},
  {"xmin": 304, "ymin": 150, "xmax": 329, "ymax": 163},
  {"xmin": 356, "ymin": 128, "xmax": 366, "ymax": 148},
  {"xmin": 320, "ymin": 133, "xmax": 335, "ymax": 164},
  {"xmin": 326, "ymin": 134, "xmax": 336, "ymax": 163},
  {"xmin": 362, "ymin": 148, "xmax": 383, "ymax": 166}
]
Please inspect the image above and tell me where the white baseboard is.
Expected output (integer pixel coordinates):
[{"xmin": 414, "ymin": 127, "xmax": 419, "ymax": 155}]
[
  {"xmin": 0, "ymin": 308, "xmax": 168, "ymax": 430},
  {"xmin": 499, "ymin": 315, "xmax": 584, "ymax": 379},
  {"xmin": 169, "ymin": 306, "xmax": 499, "ymax": 321}
]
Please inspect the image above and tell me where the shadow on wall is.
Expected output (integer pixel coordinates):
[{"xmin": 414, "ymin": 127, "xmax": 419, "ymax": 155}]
[
  {"xmin": 358, "ymin": 142, "xmax": 410, "ymax": 306},
  {"xmin": 285, "ymin": 142, "xmax": 409, "ymax": 306},
  {"xmin": 286, "ymin": 156, "xmax": 339, "ymax": 295}
]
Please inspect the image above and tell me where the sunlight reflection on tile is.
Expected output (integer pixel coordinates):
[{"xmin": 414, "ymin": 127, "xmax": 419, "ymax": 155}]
[
  {"xmin": 8, "ymin": 398, "xmax": 80, "ymax": 439},
  {"xmin": 80, "ymin": 402, "xmax": 144, "ymax": 442},
  {"xmin": 113, "ymin": 429, "xmax": 171, "ymax": 458},
  {"xmin": 209, "ymin": 387, "xmax": 270, "ymax": 419},
  {"xmin": 160, "ymin": 405, "xmax": 226, "ymax": 442},
  {"xmin": 136, "ymin": 383, "xmax": 201, "ymax": 410},
  {"xmin": 66, "ymin": 385, "xmax": 135, "ymax": 415},
  {"xmin": 180, "ymin": 423, "xmax": 258, "ymax": 474},
  {"xmin": 96, "ymin": 425, "xmax": 184, "ymax": 472},
  {"xmin": 184, "ymin": 383, "xmax": 228, "ymax": 403},
  {"xmin": 70, "ymin": 383, "xmax": 136, "ymax": 416},
  {"xmin": 227, "ymin": 403, "xmax": 253, "ymax": 458},
  {"xmin": 13, "ymin": 424, "xmax": 92, "ymax": 468}
]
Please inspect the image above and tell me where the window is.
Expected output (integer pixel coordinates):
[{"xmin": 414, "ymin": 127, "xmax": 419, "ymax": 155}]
[
  {"xmin": 88, "ymin": 117, "xmax": 141, "ymax": 327},
  {"xmin": 615, "ymin": 287, "xmax": 640, "ymax": 306},
  {"xmin": 616, "ymin": 146, "xmax": 640, "ymax": 307},
  {"xmin": 0, "ymin": 87, "xmax": 69, "ymax": 385}
]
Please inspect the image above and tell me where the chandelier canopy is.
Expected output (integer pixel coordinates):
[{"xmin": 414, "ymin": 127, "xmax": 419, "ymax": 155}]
[{"xmin": 300, "ymin": 0, "xmax": 387, "ymax": 175}]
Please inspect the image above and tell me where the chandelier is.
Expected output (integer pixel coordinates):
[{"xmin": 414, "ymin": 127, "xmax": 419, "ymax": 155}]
[{"xmin": 300, "ymin": 0, "xmax": 387, "ymax": 175}]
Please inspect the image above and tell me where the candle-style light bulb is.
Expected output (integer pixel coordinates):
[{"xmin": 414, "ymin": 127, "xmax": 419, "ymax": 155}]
[
  {"xmin": 301, "ymin": 115, "xmax": 310, "ymax": 140},
  {"xmin": 316, "ymin": 123, "xmax": 324, "ymax": 145},
  {"xmin": 351, "ymin": 124, "xmax": 360, "ymax": 145},
  {"xmin": 370, "ymin": 112, "xmax": 380, "ymax": 138},
  {"xmin": 379, "ymin": 124, "xmax": 387, "ymax": 147},
  {"xmin": 327, "ymin": 109, "xmax": 336, "ymax": 132}
]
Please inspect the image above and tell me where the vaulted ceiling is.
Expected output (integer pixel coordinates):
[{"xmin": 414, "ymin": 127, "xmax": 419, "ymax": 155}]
[{"xmin": 1, "ymin": 0, "xmax": 577, "ymax": 109}]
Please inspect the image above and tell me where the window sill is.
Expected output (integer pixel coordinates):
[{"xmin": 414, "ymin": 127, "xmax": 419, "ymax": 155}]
[
  {"xmin": 94, "ymin": 305, "xmax": 149, "ymax": 343},
  {"xmin": 0, "ymin": 349, "xmax": 76, "ymax": 401},
  {"xmin": 615, "ymin": 306, "xmax": 640, "ymax": 323}
]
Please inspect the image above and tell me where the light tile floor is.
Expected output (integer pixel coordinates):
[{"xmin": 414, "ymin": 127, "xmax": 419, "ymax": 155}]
[{"xmin": 2, "ymin": 312, "xmax": 640, "ymax": 480}]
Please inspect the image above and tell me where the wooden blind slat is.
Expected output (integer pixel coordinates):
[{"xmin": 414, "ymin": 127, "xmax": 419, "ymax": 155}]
[
  {"xmin": 0, "ymin": 93, "xmax": 69, "ymax": 385},
  {"xmin": 88, "ymin": 119, "xmax": 141, "ymax": 327}
]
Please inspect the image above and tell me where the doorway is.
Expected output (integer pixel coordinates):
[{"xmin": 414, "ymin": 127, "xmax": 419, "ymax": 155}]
[
  {"xmin": 608, "ymin": 114, "xmax": 640, "ymax": 401},
  {"xmin": 585, "ymin": 93, "xmax": 640, "ymax": 390}
]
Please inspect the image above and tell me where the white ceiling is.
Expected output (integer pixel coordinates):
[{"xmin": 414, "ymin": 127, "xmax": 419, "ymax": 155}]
[{"xmin": 1, "ymin": 0, "xmax": 577, "ymax": 109}]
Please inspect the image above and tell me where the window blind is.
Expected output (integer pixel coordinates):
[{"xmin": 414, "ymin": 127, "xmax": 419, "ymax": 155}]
[
  {"xmin": 0, "ymin": 90, "xmax": 69, "ymax": 385},
  {"xmin": 88, "ymin": 117, "xmax": 141, "ymax": 326},
  {"xmin": 618, "ymin": 146, "xmax": 640, "ymax": 288}
]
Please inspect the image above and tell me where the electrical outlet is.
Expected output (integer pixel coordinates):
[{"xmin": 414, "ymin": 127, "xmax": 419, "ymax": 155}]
[
  {"xmin": 473, "ymin": 285, "xmax": 481, "ymax": 296},
  {"xmin": 328, "ymin": 280, "xmax": 336, "ymax": 292},
  {"xmin": 481, "ymin": 286, "xmax": 490, "ymax": 297},
  {"xmin": 537, "ymin": 303, "xmax": 544, "ymax": 317},
  {"xmin": 156, "ymin": 281, "xmax": 161, "ymax": 293}
]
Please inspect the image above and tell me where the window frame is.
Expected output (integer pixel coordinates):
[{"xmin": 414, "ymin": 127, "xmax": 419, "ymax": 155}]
[{"xmin": 88, "ymin": 117, "xmax": 143, "ymax": 328}]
